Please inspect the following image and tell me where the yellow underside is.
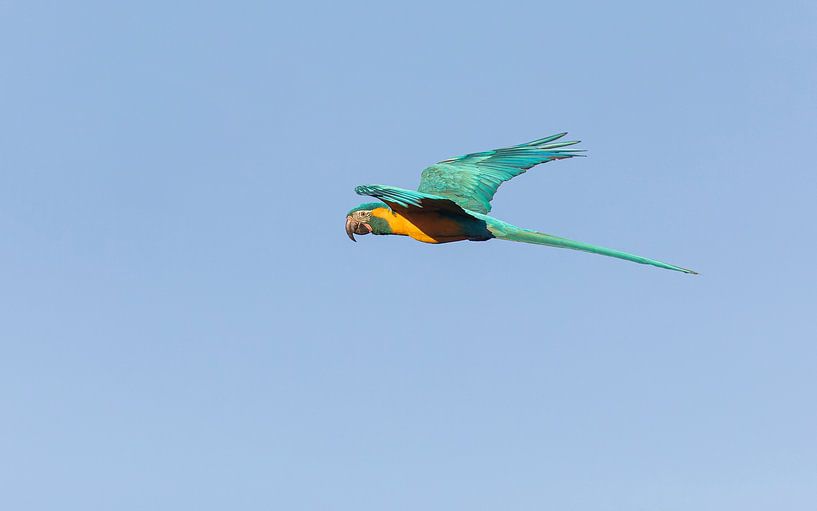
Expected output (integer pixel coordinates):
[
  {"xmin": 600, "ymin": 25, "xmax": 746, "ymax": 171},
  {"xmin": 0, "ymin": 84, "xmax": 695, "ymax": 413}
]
[{"xmin": 371, "ymin": 207, "xmax": 468, "ymax": 244}]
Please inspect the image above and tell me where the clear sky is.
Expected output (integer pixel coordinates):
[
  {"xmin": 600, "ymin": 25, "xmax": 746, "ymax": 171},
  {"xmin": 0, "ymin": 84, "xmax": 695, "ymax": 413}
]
[{"xmin": 1, "ymin": 1, "xmax": 815, "ymax": 509}]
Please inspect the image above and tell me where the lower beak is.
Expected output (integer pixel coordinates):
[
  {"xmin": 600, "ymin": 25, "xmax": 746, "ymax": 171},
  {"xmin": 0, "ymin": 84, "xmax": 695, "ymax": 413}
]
[{"xmin": 345, "ymin": 216, "xmax": 357, "ymax": 242}]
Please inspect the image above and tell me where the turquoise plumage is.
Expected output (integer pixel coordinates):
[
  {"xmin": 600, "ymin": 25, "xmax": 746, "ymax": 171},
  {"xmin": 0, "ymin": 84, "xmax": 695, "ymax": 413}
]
[
  {"xmin": 346, "ymin": 133, "xmax": 696, "ymax": 274},
  {"xmin": 418, "ymin": 132, "xmax": 583, "ymax": 213}
]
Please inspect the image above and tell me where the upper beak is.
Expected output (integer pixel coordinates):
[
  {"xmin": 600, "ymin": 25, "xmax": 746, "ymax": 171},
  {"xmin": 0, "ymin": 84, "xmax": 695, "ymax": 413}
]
[{"xmin": 345, "ymin": 216, "xmax": 357, "ymax": 242}]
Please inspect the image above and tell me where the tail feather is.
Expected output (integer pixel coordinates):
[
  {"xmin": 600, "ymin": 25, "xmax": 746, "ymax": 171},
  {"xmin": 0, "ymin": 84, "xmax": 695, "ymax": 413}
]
[{"xmin": 490, "ymin": 223, "xmax": 697, "ymax": 274}]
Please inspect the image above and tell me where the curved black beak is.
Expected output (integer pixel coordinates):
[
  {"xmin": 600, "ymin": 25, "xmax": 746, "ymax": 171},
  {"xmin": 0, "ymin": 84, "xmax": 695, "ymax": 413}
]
[
  {"xmin": 345, "ymin": 216, "xmax": 357, "ymax": 242},
  {"xmin": 346, "ymin": 216, "xmax": 373, "ymax": 241}
]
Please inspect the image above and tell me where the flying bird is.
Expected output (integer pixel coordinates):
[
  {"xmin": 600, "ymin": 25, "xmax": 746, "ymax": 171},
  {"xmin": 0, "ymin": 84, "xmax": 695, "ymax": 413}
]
[{"xmin": 345, "ymin": 133, "xmax": 696, "ymax": 274}]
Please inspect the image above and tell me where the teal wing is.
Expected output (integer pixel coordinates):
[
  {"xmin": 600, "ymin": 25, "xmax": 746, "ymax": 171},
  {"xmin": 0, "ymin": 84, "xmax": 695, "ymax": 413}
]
[
  {"xmin": 355, "ymin": 184, "xmax": 478, "ymax": 218},
  {"xmin": 417, "ymin": 132, "xmax": 584, "ymax": 214}
]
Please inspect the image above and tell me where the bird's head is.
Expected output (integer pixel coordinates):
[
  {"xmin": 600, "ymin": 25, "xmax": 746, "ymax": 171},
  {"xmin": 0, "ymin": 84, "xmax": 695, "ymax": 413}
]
[{"xmin": 345, "ymin": 203, "xmax": 389, "ymax": 241}]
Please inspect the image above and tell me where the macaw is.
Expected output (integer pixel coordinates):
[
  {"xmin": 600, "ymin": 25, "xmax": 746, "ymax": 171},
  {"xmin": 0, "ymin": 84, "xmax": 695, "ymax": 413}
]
[{"xmin": 345, "ymin": 133, "xmax": 696, "ymax": 274}]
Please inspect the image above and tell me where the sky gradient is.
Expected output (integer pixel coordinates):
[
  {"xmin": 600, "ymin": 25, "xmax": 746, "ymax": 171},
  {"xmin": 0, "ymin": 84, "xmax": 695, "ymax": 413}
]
[{"xmin": 1, "ymin": 1, "xmax": 816, "ymax": 509}]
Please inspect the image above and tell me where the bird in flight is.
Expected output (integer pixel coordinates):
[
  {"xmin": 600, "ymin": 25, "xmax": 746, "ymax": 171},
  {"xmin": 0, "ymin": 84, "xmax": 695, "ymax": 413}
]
[{"xmin": 345, "ymin": 133, "xmax": 696, "ymax": 274}]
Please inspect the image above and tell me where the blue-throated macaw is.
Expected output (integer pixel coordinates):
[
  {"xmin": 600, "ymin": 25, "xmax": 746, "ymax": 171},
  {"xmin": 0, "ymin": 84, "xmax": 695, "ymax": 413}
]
[{"xmin": 345, "ymin": 133, "xmax": 696, "ymax": 274}]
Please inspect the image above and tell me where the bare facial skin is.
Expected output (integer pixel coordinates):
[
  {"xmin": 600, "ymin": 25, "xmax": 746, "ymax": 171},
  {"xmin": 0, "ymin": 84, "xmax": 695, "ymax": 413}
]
[{"xmin": 345, "ymin": 210, "xmax": 372, "ymax": 241}]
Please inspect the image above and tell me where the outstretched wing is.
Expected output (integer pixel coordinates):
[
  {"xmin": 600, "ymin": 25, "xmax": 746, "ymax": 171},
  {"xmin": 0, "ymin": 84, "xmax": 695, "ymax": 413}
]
[
  {"xmin": 417, "ymin": 132, "xmax": 583, "ymax": 214},
  {"xmin": 355, "ymin": 184, "xmax": 478, "ymax": 219}
]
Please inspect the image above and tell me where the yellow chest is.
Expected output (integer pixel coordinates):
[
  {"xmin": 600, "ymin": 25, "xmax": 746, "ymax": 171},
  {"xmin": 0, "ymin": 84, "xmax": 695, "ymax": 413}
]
[{"xmin": 372, "ymin": 208, "xmax": 468, "ymax": 244}]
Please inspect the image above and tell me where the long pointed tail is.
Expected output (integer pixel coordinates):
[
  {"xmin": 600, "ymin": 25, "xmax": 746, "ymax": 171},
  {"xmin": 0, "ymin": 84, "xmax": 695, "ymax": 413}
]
[{"xmin": 489, "ymin": 222, "xmax": 697, "ymax": 274}]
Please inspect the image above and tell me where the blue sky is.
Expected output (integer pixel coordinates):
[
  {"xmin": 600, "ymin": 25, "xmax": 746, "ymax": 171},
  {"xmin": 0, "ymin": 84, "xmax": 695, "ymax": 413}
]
[{"xmin": 1, "ymin": 1, "xmax": 815, "ymax": 509}]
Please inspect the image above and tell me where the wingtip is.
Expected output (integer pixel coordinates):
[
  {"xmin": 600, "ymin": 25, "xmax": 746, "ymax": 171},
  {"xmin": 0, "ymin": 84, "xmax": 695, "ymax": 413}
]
[
  {"xmin": 354, "ymin": 184, "xmax": 376, "ymax": 195},
  {"xmin": 522, "ymin": 132, "xmax": 570, "ymax": 147}
]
